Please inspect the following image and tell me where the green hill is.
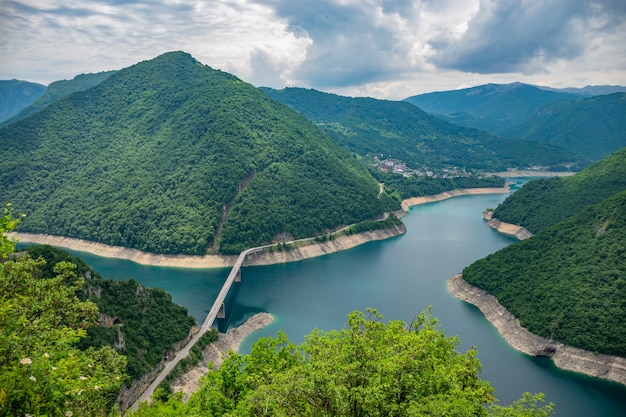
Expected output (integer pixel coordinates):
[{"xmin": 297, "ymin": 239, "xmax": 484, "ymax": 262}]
[
  {"xmin": 503, "ymin": 93, "xmax": 626, "ymax": 160},
  {"xmin": 0, "ymin": 52, "xmax": 384, "ymax": 255},
  {"xmin": 23, "ymin": 244, "xmax": 196, "ymax": 381},
  {"xmin": 464, "ymin": 190, "xmax": 626, "ymax": 356},
  {"xmin": 491, "ymin": 147, "xmax": 626, "ymax": 233},
  {"xmin": 2, "ymin": 71, "xmax": 116, "ymax": 125},
  {"xmin": 262, "ymin": 87, "xmax": 583, "ymax": 172},
  {"xmin": 404, "ymin": 82, "xmax": 577, "ymax": 134},
  {"xmin": 0, "ymin": 79, "xmax": 46, "ymax": 122}
]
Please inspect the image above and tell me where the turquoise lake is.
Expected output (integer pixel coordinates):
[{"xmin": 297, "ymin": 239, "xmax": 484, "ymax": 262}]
[{"xmin": 48, "ymin": 180, "xmax": 626, "ymax": 416}]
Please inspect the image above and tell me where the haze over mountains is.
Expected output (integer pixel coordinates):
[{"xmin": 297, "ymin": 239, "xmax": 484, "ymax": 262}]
[
  {"xmin": 0, "ymin": 79, "xmax": 46, "ymax": 122},
  {"xmin": 405, "ymin": 82, "xmax": 626, "ymax": 161},
  {"xmin": 261, "ymin": 87, "xmax": 582, "ymax": 172}
]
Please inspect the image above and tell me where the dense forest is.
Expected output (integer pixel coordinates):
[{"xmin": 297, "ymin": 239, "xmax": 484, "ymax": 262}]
[
  {"xmin": 23, "ymin": 244, "xmax": 196, "ymax": 381},
  {"xmin": 371, "ymin": 168, "xmax": 505, "ymax": 202},
  {"xmin": 403, "ymin": 82, "xmax": 578, "ymax": 134},
  {"xmin": 2, "ymin": 209, "xmax": 553, "ymax": 416},
  {"xmin": 492, "ymin": 147, "xmax": 626, "ymax": 233},
  {"xmin": 503, "ymin": 93, "xmax": 626, "ymax": 160},
  {"xmin": 464, "ymin": 191, "xmax": 626, "ymax": 356},
  {"xmin": 0, "ymin": 52, "xmax": 385, "ymax": 255},
  {"xmin": 262, "ymin": 87, "xmax": 583, "ymax": 172},
  {"xmin": 1, "ymin": 71, "xmax": 116, "ymax": 125},
  {"xmin": 0, "ymin": 79, "xmax": 46, "ymax": 122},
  {"xmin": 129, "ymin": 309, "xmax": 554, "ymax": 417}
]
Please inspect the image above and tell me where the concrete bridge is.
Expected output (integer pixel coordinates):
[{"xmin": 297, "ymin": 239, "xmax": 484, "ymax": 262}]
[
  {"xmin": 130, "ymin": 244, "xmax": 273, "ymax": 411},
  {"xmin": 128, "ymin": 213, "xmax": 392, "ymax": 411}
]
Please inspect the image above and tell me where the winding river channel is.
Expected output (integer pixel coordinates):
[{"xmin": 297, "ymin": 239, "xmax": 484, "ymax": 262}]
[{"xmin": 54, "ymin": 179, "xmax": 626, "ymax": 416}]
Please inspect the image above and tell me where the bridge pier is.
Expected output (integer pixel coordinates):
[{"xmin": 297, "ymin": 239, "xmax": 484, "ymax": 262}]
[
  {"xmin": 218, "ymin": 303, "xmax": 225, "ymax": 319},
  {"xmin": 235, "ymin": 269, "xmax": 241, "ymax": 283}
]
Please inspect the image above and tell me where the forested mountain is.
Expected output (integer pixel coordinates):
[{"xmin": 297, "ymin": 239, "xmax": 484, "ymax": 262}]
[
  {"xmin": 262, "ymin": 87, "xmax": 583, "ymax": 172},
  {"xmin": 0, "ymin": 52, "xmax": 384, "ymax": 255},
  {"xmin": 404, "ymin": 82, "xmax": 576, "ymax": 134},
  {"xmin": 24, "ymin": 244, "xmax": 195, "ymax": 382},
  {"xmin": 491, "ymin": 147, "xmax": 626, "ymax": 233},
  {"xmin": 503, "ymin": 93, "xmax": 626, "ymax": 160},
  {"xmin": 2, "ymin": 71, "xmax": 116, "ymax": 125},
  {"xmin": 539, "ymin": 85, "xmax": 626, "ymax": 97},
  {"xmin": 0, "ymin": 79, "xmax": 46, "ymax": 122},
  {"xmin": 464, "ymin": 190, "xmax": 626, "ymax": 356}
]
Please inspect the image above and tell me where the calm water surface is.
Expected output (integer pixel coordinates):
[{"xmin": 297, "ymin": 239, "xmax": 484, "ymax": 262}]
[{"xmin": 57, "ymin": 181, "xmax": 626, "ymax": 416}]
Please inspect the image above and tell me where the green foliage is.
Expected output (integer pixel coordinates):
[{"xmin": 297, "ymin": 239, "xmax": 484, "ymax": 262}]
[
  {"xmin": 164, "ymin": 329, "xmax": 219, "ymax": 385},
  {"xmin": 219, "ymin": 149, "xmax": 382, "ymax": 254},
  {"xmin": 0, "ymin": 212, "xmax": 126, "ymax": 416},
  {"xmin": 493, "ymin": 147, "xmax": 626, "ymax": 233},
  {"xmin": 0, "ymin": 52, "xmax": 385, "ymax": 255},
  {"xmin": 371, "ymin": 168, "xmax": 505, "ymax": 200},
  {"xmin": 0, "ymin": 203, "xmax": 24, "ymax": 258},
  {"xmin": 0, "ymin": 79, "xmax": 46, "ymax": 123},
  {"xmin": 504, "ymin": 93, "xmax": 626, "ymax": 160},
  {"xmin": 346, "ymin": 213, "xmax": 403, "ymax": 234},
  {"xmin": 24, "ymin": 244, "xmax": 196, "ymax": 382},
  {"xmin": 404, "ymin": 82, "xmax": 578, "ymax": 134},
  {"xmin": 465, "ymin": 191, "xmax": 626, "ymax": 355},
  {"xmin": 2, "ymin": 71, "xmax": 116, "ymax": 125},
  {"xmin": 262, "ymin": 86, "xmax": 584, "ymax": 172},
  {"xmin": 128, "ymin": 309, "xmax": 553, "ymax": 417}
]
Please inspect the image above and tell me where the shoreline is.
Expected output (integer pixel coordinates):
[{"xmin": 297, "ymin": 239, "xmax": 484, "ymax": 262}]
[
  {"xmin": 170, "ymin": 312, "xmax": 275, "ymax": 399},
  {"xmin": 494, "ymin": 170, "xmax": 576, "ymax": 177},
  {"xmin": 9, "ymin": 186, "xmax": 508, "ymax": 268},
  {"xmin": 482, "ymin": 210, "xmax": 533, "ymax": 240},
  {"xmin": 400, "ymin": 186, "xmax": 509, "ymax": 212},
  {"xmin": 447, "ymin": 274, "xmax": 626, "ymax": 386}
]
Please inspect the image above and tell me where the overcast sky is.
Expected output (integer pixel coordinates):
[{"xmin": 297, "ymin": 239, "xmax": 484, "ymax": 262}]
[{"xmin": 1, "ymin": 0, "xmax": 625, "ymax": 99}]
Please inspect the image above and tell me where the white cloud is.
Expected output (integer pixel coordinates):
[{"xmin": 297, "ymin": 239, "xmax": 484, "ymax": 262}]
[{"xmin": 0, "ymin": 0, "xmax": 624, "ymax": 97}]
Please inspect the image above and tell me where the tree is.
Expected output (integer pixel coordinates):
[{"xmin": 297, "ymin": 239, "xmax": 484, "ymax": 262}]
[
  {"xmin": 0, "ymin": 206, "xmax": 127, "ymax": 416},
  {"xmin": 130, "ymin": 309, "xmax": 554, "ymax": 416}
]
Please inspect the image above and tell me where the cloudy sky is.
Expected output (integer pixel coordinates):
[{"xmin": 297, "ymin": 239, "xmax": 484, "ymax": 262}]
[{"xmin": 1, "ymin": 0, "xmax": 625, "ymax": 99}]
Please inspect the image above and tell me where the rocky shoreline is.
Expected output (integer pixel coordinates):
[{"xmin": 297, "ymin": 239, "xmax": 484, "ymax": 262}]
[
  {"xmin": 401, "ymin": 186, "xmax": 509, "ymax": 212},
  {"xmin": 448, "ymin": 274, "xmax": 626, "ymax": 386},
  {"xmin": 482, "ymin": 210, "xmax": 533, "ymax": 240},
  {"xmin": 170, "ymin": 312, "xmax": 275, "ymax": 400},
  {"xmin": 9, "ymin": 187, "xmax": 507, "ymax": 268}
]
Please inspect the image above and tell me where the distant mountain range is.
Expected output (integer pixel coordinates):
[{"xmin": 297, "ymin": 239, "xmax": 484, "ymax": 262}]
[
  {"xmin": 537, "ymin": 84, "xmax": 626, "ymax": 97},
  {"xmin": 0, "ymin": 79, "xmax": 46, "ymax": 122},
  {"xmin": 404, "ymin": 82, "xmax": 626, "ymax": 161},
  {"xmin": 262, "ymin": 86, "xmax": 584, "ymax": 172},
  {"xmin": 404, "ymin": 82, "xmax": 576, "ymax": 134},
  {"xmin": 503, "ymin": 93, "xmax": 626, "ymax": 160},
  {"xmin": 2, "ymin": 71, "xmax": 116, "ymax": 125}
]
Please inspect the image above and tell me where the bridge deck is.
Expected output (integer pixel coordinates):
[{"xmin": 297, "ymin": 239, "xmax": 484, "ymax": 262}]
[{"xmin": 130, "ymin": 245, "xmax": 271, "ymax": 411}]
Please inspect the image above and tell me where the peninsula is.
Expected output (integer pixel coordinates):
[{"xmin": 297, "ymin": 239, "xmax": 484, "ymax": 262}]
[{"xmin": 448, "ymin": 274, "xmax": 626, "ymax": 386}]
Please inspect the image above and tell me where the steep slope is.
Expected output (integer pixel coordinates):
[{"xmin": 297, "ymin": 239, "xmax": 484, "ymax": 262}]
[
  {"xmin": 24, "ymin": 244, "xmax": 195, "ymax": 381},
  {"xmin": 2, "ymin": 71, "xmax": 116, "ymax": 125},
  {"xmin": 404, "ymin": 82, "xmax": 577, "ymax": 134},
  {"xmin": 539, "ymin": 85, "xmax": 626, "ymax": 97},
  {"xmin": 262, "ymin": 87, "xmax": 582, "ymax": 172},
  {"xmin": 503, "ymin": 93, "xmax": 626, "ymax": 160},
  {"xmin": 491, "ymin": 147, "xmax": 626, "ymax": 233},
  {"xmin": 0, "ymin": 52, "xmax": 384, "ymax": 255},
  {"xmin": 464, "ymin": 190, "xmax": 626, "ymax": 356},
  {"xmin": 0, "ymin": 79, "xmax": 46, "ymax": 122}
]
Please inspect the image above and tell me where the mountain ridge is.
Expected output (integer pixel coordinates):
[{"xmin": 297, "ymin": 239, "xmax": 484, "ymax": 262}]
[{"xmin": 0, "ymin": 52, "xmax": 384, "ymax": 255}]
